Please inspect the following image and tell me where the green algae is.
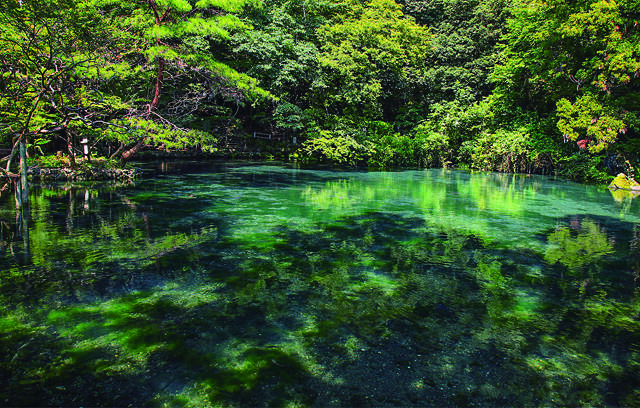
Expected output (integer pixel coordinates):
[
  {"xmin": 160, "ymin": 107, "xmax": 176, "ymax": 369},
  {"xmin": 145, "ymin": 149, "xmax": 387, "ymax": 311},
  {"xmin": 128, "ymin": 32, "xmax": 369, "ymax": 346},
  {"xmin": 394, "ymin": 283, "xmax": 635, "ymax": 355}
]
[{"xmin": 1, "ymin": 163, "xmax": 640, "ymax": 407}]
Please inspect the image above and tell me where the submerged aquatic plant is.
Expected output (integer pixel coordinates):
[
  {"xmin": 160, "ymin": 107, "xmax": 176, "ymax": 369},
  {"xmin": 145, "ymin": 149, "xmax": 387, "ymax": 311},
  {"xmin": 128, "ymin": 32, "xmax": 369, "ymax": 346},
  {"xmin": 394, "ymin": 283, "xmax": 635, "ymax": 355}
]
[{"xmin": 1, "ymin": 164, "xmax": 639, "ymax": 406}]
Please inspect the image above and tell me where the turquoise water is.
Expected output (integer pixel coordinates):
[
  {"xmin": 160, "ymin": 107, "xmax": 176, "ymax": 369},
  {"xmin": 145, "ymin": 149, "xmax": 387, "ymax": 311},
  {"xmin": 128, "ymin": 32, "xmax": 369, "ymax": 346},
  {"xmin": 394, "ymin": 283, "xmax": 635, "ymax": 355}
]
[{"xmin": 1, "ymin": 162, "xmax": 639, "ymax": 407}]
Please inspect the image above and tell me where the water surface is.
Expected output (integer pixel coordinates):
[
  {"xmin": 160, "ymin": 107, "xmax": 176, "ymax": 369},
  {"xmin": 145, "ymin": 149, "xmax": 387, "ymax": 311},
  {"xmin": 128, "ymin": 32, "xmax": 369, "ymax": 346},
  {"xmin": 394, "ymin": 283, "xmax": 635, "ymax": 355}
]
[{"xmin": 1, "ymin": 162, "xmax": 639, "ymax": 406}]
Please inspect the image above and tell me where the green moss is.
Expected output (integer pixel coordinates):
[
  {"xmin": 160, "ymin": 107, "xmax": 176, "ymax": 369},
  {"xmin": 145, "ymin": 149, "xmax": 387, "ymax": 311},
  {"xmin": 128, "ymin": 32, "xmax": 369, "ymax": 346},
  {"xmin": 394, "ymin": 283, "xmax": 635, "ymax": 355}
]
[{"xmin": 609, "ymin": 173, "xmax": 640, "ymax": 190}]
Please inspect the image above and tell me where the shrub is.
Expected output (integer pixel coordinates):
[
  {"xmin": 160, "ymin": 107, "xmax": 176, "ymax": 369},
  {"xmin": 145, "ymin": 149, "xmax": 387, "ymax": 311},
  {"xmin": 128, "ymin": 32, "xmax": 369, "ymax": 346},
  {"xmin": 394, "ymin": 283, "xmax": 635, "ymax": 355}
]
[
  {"xmin": 412, "ymin": 126, "xmax": 451, "ymax": 168},
  {"xmin": 298, "ymin": 130, "xmax": 371, "ymax": 166},
  {"xmin": 555, "ymin": 154, "xmax": 611, "ymax": 183},
  {"xmin": 468, "ymin": 128, "xmax": 533, "ymax": 173},
  {"xmin": 28, "ymin": 154, "xmax": 70, "ymax": 168}
]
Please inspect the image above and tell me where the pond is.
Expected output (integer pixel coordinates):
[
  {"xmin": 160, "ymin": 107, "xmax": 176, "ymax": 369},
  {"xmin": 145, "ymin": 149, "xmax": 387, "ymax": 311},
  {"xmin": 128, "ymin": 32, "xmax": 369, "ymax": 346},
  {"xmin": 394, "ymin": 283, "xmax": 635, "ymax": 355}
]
[{"xmin": 1, "ymin": 162, "xmax": 639, "ymax": 407}]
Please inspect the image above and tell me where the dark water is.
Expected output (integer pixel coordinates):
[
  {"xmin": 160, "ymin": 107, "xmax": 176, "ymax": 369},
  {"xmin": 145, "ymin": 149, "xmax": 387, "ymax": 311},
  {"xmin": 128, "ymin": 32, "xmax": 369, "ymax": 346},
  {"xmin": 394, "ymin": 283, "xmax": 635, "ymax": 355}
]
[{"xmin": 1, "ymin": 162, "xmax": 639, "ymax": 407}]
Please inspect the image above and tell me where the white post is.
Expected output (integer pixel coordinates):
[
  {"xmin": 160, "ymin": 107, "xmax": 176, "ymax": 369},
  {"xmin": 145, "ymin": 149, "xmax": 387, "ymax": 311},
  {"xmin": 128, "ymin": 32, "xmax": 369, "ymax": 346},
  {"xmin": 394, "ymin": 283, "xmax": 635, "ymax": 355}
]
[{"xmin": 81, "ymin": 138, "xmax": 89, "ymax": 158}]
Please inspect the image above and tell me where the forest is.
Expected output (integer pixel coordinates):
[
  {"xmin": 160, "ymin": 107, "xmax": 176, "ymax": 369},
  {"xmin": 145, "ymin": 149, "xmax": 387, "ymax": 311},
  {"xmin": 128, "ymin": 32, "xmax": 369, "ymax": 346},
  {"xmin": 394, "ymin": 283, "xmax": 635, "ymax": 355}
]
[
  {"xmin": 2, "ymin": 2, "xmax": 640, "ymax": 406},
  {"xmin": 1, "ymin": 0, "xmax": 639, "ymax": 182}
]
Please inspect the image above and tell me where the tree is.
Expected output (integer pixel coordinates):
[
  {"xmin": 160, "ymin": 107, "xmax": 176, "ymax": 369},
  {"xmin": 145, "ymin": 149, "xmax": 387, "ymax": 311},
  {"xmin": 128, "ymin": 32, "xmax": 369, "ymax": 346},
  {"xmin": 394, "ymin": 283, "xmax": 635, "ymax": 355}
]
[
  {"xmin": 313, "ymin": 0, "xmax": 431, "ymax": 122},
  {"xmin": 90, "ymin": 0, "xmax": 271, "ymax": 161},
  {"xmin": 0, "ymin": 0, "xmax": 272, "ymax": 171},
  {"xmin": 233, "ymin": 0, "xmax": 355, "ymax": 138},
  {"xmin": 402, "ymin": 0, "xmax": 508, "ymax": 105},
  {"xmin": 493, "ymin": 0, "xmax": 639, "ymax": 156},
  {"xmin": 0, "ymin": 0, "xmax": 117, "ymax": 205}
]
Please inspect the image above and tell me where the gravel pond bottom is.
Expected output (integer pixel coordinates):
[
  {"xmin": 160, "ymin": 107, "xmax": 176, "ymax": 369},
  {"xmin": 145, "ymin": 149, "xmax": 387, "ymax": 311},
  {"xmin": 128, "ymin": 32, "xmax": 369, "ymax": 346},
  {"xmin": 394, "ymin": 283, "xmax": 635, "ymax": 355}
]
[{"xmin": 1, "ymin": 162, "xmax": 639, "ymax": 407}]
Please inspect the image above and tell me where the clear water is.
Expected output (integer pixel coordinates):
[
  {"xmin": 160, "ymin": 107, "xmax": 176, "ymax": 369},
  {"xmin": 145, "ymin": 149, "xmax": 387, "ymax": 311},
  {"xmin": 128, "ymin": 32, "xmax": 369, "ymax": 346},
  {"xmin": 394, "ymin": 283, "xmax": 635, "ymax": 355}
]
[{"xmin": 1, "ymin": 162, "xmax": 639, "ymax": 407}]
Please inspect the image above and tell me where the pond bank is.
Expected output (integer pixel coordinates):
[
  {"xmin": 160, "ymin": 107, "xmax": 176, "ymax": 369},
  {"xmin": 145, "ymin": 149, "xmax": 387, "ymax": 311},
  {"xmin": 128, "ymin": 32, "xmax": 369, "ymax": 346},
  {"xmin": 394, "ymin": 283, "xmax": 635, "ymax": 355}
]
[{"xmin": 27, "ymin": 165, "xmax": 141, "ymax": 181}]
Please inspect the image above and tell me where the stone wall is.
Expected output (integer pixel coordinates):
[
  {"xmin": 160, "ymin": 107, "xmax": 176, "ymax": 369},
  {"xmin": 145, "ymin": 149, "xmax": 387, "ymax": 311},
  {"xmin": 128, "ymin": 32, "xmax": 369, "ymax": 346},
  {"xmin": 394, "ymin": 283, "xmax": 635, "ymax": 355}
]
[{"xmin": 28, "ymin": 166, "xmax": 141, "ymax": 181}]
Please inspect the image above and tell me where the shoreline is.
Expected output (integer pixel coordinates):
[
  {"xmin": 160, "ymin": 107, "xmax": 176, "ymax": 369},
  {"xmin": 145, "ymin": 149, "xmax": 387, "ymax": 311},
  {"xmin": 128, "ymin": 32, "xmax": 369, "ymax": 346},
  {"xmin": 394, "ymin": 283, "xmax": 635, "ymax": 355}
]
[{"xmin": 27, "ymin": 166, "xmax": 141, "ymax": 182}]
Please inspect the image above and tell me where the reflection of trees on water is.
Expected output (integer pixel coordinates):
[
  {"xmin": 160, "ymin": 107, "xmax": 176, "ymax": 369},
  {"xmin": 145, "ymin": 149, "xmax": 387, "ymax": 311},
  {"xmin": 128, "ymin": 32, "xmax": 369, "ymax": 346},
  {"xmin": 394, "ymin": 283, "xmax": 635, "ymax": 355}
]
[
  {"xmin": 0, "ymin": 184, "xmax": 224, "ymax": 307},
  {"xmin": 545, "ymin": 219, "xmax": 614, "ymax": 278},
  {"xmin": 632, "ymin": 225, "xmax": 640, "ymax": 284},
  {"xmin": 0, "ymin": 218, "xmax": 15, "ymax": 260},
  {"xmin": 301, "ymin": 170, "xmax": 542, "ymax": 245},
  {"xmin": 1, "ymin": 165, "xmax": 639, "ymax": 407},
  {"xmin": 609, "ymin": 188, "xmax": 640, "ymax": 214},
  {"xmin": 0, "ymin": 203, "xmax": 30, "ymax": 266},
  {"xmin": 480, "ymin": 216, "xmax": 640, "ymax": 406},
  {"xmin": 1, "ymin": 196, "xmax": 639, "ymax": 407}
]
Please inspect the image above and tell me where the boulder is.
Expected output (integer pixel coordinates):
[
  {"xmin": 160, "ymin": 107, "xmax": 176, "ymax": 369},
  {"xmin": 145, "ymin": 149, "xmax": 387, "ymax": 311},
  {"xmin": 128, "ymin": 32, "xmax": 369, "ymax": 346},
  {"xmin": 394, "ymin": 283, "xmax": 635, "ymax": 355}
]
[{"xmin": 608, "ymin": 173, "xmax": 640, "ymax": 191}]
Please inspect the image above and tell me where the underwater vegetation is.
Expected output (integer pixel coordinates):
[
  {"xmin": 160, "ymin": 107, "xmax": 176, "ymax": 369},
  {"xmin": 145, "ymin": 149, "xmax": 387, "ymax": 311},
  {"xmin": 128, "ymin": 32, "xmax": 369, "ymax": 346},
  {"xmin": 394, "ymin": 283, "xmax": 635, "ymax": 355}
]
[{"xmin": 1, "ymin": 163, "xmax": 639, "ymax": 407}]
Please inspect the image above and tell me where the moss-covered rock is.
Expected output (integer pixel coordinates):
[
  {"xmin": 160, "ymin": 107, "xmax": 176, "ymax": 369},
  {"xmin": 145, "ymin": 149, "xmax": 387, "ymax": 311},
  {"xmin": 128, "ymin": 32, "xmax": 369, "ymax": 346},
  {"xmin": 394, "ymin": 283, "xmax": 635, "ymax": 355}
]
[
  {"xmin": 608, "ymin": 173, "xmax": 640, "ymax": 191},
  {"xmin": 28, "ymin": 166, "xmax": 141, "ymax": 181}
]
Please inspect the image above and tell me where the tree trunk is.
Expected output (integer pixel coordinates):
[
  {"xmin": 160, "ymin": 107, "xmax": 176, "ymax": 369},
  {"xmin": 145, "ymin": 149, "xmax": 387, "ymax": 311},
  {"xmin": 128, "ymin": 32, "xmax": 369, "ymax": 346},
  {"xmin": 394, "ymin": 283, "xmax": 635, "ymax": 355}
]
[
  {"xmin": 110, "ymin": 143, "xmax": 125, "ymax": 160},
  {"xmin": 67, "ymin": 129, "xmax": 77, "ymax": 168},
  {"xmin": 19, "ymin": 140, "xmax": 28, "ymax": 209},
  {"xmin": 5, "ymin": 136, "xmax": 18, "ymax": 172},
  {"xmin": 147, "ymin": 0, "xmax": 167, "ymax": 113},
  {"xmin": 14, "ymin": 177, "xmax": 22, "ymax": 210},
  {"xmin": 150, "ymin": 57, "xmax": 164, "ymax": 112},
  {"xmin": 121, "ymin": 140, "xmax": 145, "ymax": 164}
]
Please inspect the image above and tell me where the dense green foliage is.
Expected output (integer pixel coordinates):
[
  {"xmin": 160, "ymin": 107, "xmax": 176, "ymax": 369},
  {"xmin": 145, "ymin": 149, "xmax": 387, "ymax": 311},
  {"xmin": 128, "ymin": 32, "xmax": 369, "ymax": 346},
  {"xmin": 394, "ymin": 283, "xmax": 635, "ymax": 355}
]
[
  {"xmin": 1, "ymin": 0, "xmax": 639, "ymax": 180},
  {"xmin": 0, "ymin": 0, "xmax": 263, "ymax": 166}
]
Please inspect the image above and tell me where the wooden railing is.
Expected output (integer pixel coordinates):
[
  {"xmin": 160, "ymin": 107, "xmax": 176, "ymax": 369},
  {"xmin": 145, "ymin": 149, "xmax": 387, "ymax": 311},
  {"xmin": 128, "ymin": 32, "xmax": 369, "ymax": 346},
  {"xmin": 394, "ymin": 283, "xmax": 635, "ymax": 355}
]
[{"xmin": 253, "ymin": 132, "xmax": 296, "ymax": 144}]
